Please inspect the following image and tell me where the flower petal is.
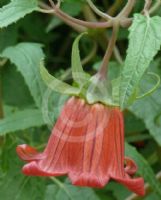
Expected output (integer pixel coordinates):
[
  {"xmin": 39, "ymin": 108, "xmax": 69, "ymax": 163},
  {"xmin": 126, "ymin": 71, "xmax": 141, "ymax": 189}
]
[
  {"xmin": 70, "ymin": 172, "xmax": 110, "ymax": 188},
  {"xmin": 68, "ymin": 104, "xmax": 114, "ymax": 188},
  {"xmin": 16, "ymin": 97, "xmax": 145, "ymax": 196},
  {"xmin": 16, "ymin": 144, "xmax": 45, "ymax": 161},
  {"xmin": 124, "ymin": 157, "xmax": 138, "ymax": 175},
  {"xmin": 22, "ymin": 161, "xmax": 66, "ymax": 176}
]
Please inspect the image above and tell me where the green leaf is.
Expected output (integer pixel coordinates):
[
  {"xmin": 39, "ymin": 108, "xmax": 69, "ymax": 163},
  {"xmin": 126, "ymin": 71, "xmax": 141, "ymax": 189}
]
[
  {"xmin": 0, "ymin": 43, "xmax": 45, "ymax": 107},
  {"xmin": 61, "ymin": 0, "xmax": 83, "ymax": 16},
  {"xmin": 46, "ymin": 18, "xmax": 62, "ymax": 33},
  {"xmin": 0, "ymin": 25, "xmax": 17, "ymax": 53},
  {"xmin": 120, "ymin": 14, "xmax": 161, "ymax": 109},
  {"xmin": 124, "ymin": 112, "xmax": 146, "ymax": 134},
  {"xmin": 130, "ymin": 87, "xmax": 161, "ymax": 144},
  {"xmin": 2, "ymin": 64, "xmax": 34, "ymax": 108},
  {"xmin": 129, "ymin": 61, "xmax": 161, "ymax": 145},
  {"xmin": 0, "ymin": 175, "xmax": 46, "ymax": 200},
  {"xmin": 136, "ymin": 72, "xmax": 160, "ymax": 99},
  {"xmin": 0, "ymin": 0, "xmax": 38, "ymax": 28},
  {"xmin": 71, "ymin": 32, "xmax": 90, "ymax": 87},
  {"xmin": 125, "ymin": 143, "xmax": 161, "ymax": 198},
  {"xmin": 0, "ymin": 109, "xmax": 45, "ymax": 135},
  {"xmin": 111, "ymin": 77, "xmax": 121, "ymax": 105},
  {"xmin": 0, "ymin": 142, "xmax": 46, "ymax": 200},
  {"xmin": 145, "ymin": 193, "xmax": 160, "ymax": 200},
  {"xmin": 106, "ymin": 182, "xmax": 130, "ymax": 200},
  {"xmin": 45, "ymin": 179, "xmax": 100, "ymax": 200},
  {"xmin": 40, "ymin": 61, "xmax": 80, "ymax": 95}
]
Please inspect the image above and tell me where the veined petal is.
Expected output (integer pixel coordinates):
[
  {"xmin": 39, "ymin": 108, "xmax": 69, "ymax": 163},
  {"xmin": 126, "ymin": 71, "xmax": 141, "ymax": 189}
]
[
  {"xmin": 16, "ymin": 144, "xmax": 45, "ymax": 161},
  {"xmin": 69, "ymin": 103, "xmax": 106, "ymax": 187},
  {"xmin": 124, "ymin": 157, "xmax": 138, "ymax": 175},
  {"xmin": 17, "ymin": 97, "xmax": 145, "ymax": 196}
]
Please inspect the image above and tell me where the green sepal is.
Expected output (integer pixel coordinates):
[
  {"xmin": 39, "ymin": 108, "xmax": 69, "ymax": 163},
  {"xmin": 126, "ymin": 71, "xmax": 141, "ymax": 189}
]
[
  {"xmin": 86, "ymin": 74, "xmax": 117, "ymax": 106},
  {"xmin": 40, "ymin": 61, "xmax": 80, "ymax": 95},
  {"xmin": 71, "ymin": 32, "xmax": 91, "ymax": 88}
]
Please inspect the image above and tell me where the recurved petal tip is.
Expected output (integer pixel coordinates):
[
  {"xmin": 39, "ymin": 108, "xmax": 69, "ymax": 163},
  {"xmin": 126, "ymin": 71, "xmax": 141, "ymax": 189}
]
[
  {"xmin": 124, "ymin": 157, "xmax": 138, "ymax": 175},
  {"xmin": 114, "ymin": 176, "xmax": 145, "ymax": 196},
  {"xmin": 16, "ymin": 144, "xmax": 45, "ymax": 162}
]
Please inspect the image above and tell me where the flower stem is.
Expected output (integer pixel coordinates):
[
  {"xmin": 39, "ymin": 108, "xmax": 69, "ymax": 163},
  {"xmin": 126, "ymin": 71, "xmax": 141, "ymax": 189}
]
[
  {"xmin": 38, "ymin": 2, "xmax": 86, "ymax": 32},
  {"xmin": 38, "ymin": 1, "xmax": 133, "ymax": 30},
  {"xmin": 86, "ymin": 0, "xmax": 112, "ymax": 20},
  {"xmin": 117, "ymin": 0, "xmax": 136, "ymax": 17},
  {"xmin": 47, "ymin": 0, "xmax": 113, "ymax": 29},
  {"xmin": 114, "ymin": 46, "xmax": 123, "ymax": 65},
  {"xmin": 98, "ymin": 21, "xmax": 119, "ymax": 79},
  {"xmin": 143, "ymin": 0, "xmax": 152, "ymax": 16},
  {"xmin": 108, "ymin": 0, "xmax": 124, "ymax": 16},
  {"xmin": 150, "ymin": 0, "xmax": 161, "ymax": 14},
  {"xmin": 53, "ymin": 8, "xmax": 113, "ymax": 29}
]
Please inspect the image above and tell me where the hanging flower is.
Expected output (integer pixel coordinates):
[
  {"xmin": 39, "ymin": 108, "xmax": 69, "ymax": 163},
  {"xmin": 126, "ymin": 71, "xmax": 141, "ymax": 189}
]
[
  {"xmin": 17, "ymin": 97, "xmax": 145, "ymax": 196},
  {"xmin": 17, "ymin": 33, "xmax": 145, "ymax": 196}
]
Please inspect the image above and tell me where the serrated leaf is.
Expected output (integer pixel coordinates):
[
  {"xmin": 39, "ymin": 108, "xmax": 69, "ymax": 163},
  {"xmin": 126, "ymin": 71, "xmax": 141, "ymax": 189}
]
[
  {"xmin": 45, "ymin": 179, "xmax": 100, "ymax": 200},
  {"xmin": 0, "ymin": 109, "xmax": 45, "ymax": 135},
  {"xmin": 0, "ymin": 25, "xmax": 17, "ymax": 52},
  {"xmin": 0, "ymin": 0, "xmax": 38, "ymax": 28},
  {"xmin": 2, "ymin": 65, "xmax": 34, "ymax": 108},
  {"xmin": 71, "ymin": 32, "xmax": 90, "ymax": 87},
  {"xmin": 120, "ymin": 14, "xmax": 161, "ymax": 109},
  {"xmin": 129, "ymin": 62, "xmax": 161, "ymax": 145},
  {"xmin": 0, "ymin": 43, "xmax": 45, "ymax": 107},
  {"xmin": 40, "ymin": 62, "xmax": 80, "ymax": 95},
  {"xmin": 125, "ymin": 143, "xmax": 161, "ymax": 198}
]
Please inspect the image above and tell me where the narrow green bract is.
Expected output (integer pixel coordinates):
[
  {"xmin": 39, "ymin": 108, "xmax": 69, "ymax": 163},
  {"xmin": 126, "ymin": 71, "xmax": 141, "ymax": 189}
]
[
  {"xmin": 71, "ymin": 32, "xmax": 91, "ymax": 88},
  {"xmin": 40, "ymin": 61, "xmax": 80, "ymax": 95}
]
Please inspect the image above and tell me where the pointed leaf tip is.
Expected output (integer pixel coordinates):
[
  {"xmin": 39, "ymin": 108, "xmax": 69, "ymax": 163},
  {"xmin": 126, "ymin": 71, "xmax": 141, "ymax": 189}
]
[
  {"xmin": 120, "ymin": 14, "xmax": 161, "ymax": 109},
  {"xmin": 71, "ymin": 32, "xmax": 91, "ymax": 87},
  {"xmin": 40, "ymin": 61, "xmax": 80, "ymax": 95}
]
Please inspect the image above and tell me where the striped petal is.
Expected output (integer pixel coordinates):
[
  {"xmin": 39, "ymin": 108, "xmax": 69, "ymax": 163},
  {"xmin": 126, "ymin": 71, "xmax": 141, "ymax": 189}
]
[{"xmin": 16, "ymin": 97, "xmax": 145, "ymax": 196}]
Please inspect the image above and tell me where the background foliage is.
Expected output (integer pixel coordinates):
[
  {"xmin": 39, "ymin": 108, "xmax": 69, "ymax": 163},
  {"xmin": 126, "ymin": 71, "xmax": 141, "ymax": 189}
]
[{"xmin": 0, "ymin": 0, "xmax": 161, "ymax": 200}]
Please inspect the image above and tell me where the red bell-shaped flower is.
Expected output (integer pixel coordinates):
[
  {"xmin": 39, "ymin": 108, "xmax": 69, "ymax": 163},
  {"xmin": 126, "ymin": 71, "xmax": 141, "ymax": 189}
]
[{"xmin": 17, "ymin": 97, "xmax": 145, "ymax": 196}]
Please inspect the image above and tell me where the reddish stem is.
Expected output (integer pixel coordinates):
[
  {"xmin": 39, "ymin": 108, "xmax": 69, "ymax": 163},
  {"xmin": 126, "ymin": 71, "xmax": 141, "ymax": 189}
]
[{"xmin": 98, "ymin": 21, "xmax": 119, "ymax": 79}]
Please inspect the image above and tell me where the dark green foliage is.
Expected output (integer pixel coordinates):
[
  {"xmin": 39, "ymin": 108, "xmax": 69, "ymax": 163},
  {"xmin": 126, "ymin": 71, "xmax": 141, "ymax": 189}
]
[{"xmin": 0, "ymin": 1, "xmax": 161, "ymax": 200}]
